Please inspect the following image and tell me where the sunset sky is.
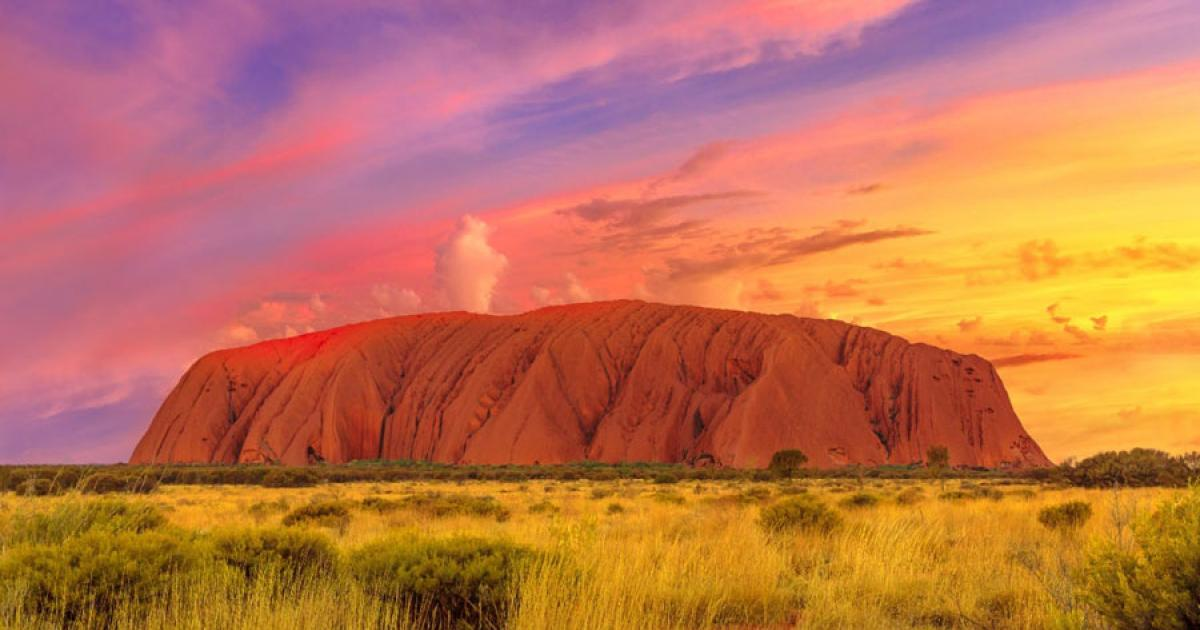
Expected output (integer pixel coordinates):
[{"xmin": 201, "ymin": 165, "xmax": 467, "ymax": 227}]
[{"xmin": 2, "ymin": 0, "xmax": 1198, "ymax": 463}]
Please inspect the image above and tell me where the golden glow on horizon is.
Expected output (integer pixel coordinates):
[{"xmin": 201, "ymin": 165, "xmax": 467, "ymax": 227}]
[{"xmin": 490, "ymin": 62, "xmax": 1200, "ymax": 461}]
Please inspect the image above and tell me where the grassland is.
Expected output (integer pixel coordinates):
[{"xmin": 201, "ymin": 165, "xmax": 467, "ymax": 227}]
[{"xmin": 0, "ymin": 474, "xmax": 1190, "ymax": 629}]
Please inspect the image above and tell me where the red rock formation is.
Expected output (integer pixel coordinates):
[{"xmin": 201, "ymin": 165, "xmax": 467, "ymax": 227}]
[{"xmin": 130, "ymin": 301, "xmax": 1051, "ymax": 468}]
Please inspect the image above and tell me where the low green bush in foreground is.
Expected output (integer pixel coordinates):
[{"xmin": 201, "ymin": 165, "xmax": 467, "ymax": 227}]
[
  {"xmin": 398, "ymin": 492, "xmax": 511, "ymax": 522},
  {"xmin": 839, "ymin": 492, "xmax": 880, "ymax": 510},
  {"xmin": 281, "ymin": 500, "xmax": 353, "ymax": 531},
  {"xmin": 1037, "ymin": 501, "xmax": 1093, "ymax": 532},
  {"xmin": 0, "ymin": 530, "xmax": 206, "ymax": 626},
  {"xmin": 212, "ymin": 528, "xmax": 337, "ymax": 585},
  {"xmin": 758, "ymin": 496, "xmax": 841, "ymax": 534},
  {"xmin": 348, "ymin": 536, "xmax": 531, "ymax": 629},
  {"xmin": 1084, "ymin": 487, "xmax": 1200, "ymax": 629}
]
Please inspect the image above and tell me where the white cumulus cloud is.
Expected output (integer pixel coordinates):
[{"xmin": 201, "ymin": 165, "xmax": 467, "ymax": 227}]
[{"xmin": 435, "ymin": 215, "xmax": 508, "ymax": 313}]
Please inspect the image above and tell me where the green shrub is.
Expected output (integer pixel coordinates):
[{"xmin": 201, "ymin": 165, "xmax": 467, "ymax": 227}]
[
  {"xmin": 1084, "ymin": 487, "xmax": 1200, "ymax": 628},
  {"xmin": 975, "ymin": 487, "xmax": 1005, "ymax": 501},
  {"xmin": 1066, "ymin": 448, "xmax": 1196, "ymax": 488},
  {"xmin": 740, "ymin": 486, "xmax": 773, "ymax": 503},
  {"xmin": 281, "ymin": 500, "xmax": 353, "ymax": 531},
  {"xmin": 839, "ymin": 492, "xmax": 880, "ymax": 510},
  {"xmin": 1037, "ymin": 501, "xmax": 1093, "ymax": 531},
  {"xmin": 77, "ymin": 472, "xmax": 159, "ymax": 494},
  {"xmin": 528, "ymin": 500, "xmax": 559, "ymax": 515},
  {"xmin": 606, "ymin": 502, "xmax": 625, "ymax": 515},
  {"xmin": 348, "ymin": 536, "xmax": 531, "ymax": 629},
  {"xmin": 8, "ymin": 499, "xmax": 167, "ymax": 546},
  {"xmin": 589, "ymin": 487, "xmax": 612, "ymax": 500},
  {"xmin": 247, "ymin": 497, "xmax": 291, "ymax": 522},
  {"xmin": 0, "ymin": 531, "xmax": 206, "ymax": 625},
  {"xmin": 361, "ymin": 496, "xmax": 401, "ymax": 513},
  {"xmin": 398, "ymin": 492, "xmax": 510, "ymax": 522},
  {"xmin": 652, "ymin": 491, "xmax": 686, "ymax": 505},
  {"xmin": 759, "ymin": 496, "xmax": 841, "ymax": 534},
  {"xmin": 212, "ymin": 528, "xmax": 337, "ymax": 585},
  {"xmin": 896, "ymin": 487, "xmax": 926, "ymax": 505},
  {"xmin": 15, "ymin": 478, "xmax": 59, "ymax": 497},
  {"xmin": 261, "ymin": 468, "xmax": 321, "ymax": 488},
  {"xmin": 652, "ymin": 473, "xmax": 680, "ymax": 485},
  {"xmin": 944, "ymin": 485, "xmax": 1004, "ymax": 501}
]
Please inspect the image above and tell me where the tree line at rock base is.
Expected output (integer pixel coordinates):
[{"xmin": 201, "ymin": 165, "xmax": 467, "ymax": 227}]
[{"xmin": 2, "ymin": 447, "xmax": 1196, "ymax": 495}]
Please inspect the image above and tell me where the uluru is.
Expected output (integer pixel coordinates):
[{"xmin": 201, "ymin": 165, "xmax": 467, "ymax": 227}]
[{"xmin": 131, "ymin": 301, "xmax": 1049, "ymax": 468}]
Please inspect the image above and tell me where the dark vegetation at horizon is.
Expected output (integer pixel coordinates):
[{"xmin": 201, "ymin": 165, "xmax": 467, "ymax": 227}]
[
  {"xmin": 1, "ymin": 448, "xmax": 1198, "ymax": 627},
  {"xmin": 2, "ymin": 448, "xmax": 1197, "ymax": 496}
]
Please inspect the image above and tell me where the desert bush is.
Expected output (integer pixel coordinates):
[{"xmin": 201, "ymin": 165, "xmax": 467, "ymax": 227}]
[
  {"xmin": 398, "ymin": 492, "xmax": 511, "ymax": 522},
  {"xmin": 261, "ymin": 468, "xmax": 321, "ymax": 488},
  {"xmin": 939, "ymin": 485, "xmax": 1003, "ymax": 501},
  {"xmin": 1084, "ymin": 487, "xmax": 1200, "ymax": 628},
  {"xmin": 212, "ymin": 527, "xmax": 338, "ymax": 585},
  {"xmin": 0, "ymin": 530, "xmax": 206, "ymax": 625},
  {"xmin": 8, "ymin": 499, "xmax": 166, "ymax": 546},
  {"xmin": 589, "ymin": 487, "xmax": 612, "ymax": 500},
  {"xmin": 360, "ymin": 496, "xmax": 401, "ymax": 513},
  {"xmin": 1065, "ymin": 448, "xmax": 1196, "ymax": 488},
  {"xmin": 78, "ymin": 472, "xmax": 158, "ymax": 494},
  {"xmin": 974, "ymin": 590, "xmax": 1021, "ymax": 628},
  {"xmin": 740, "ymin": 486, "xmax": 773, "ymax": 503},
  {"xmin": 975, "ymin": 487, "xmax": 1005, "ymax": 501},
  {"xmin": 281, "ymin": 500, "xmax": 353, "ymax": 531},
  {"xmin": 895, "ymin": 486, "xmax": 926, "ymax": 505},
  {"xmin": 348, "ymin": 536, "xmax": 531, "ymax": 629},
  {"xmin": 247, "ymin": 497, "xmax": 290, "ymax": 522},
  {"xmin": 589, "ymin": 469, "xmax": 619, "ymax": 482},
  {"xmin": 652, "ymin": 472, "xmax": 680, "ymax": 485},
  {"xmin": 750, "ymin": 470, "xmax": 774, "ymax": 482},
  {"xmin": 15, "ymin": 478, "xmax": 59, "ymax": 497},
  {"xmin": 528, "ymin": 500, "xmax": 559, "ymax": 515},
  {"xmin": 776, "ymin": 483, "xmax": 808, "ymax": 495},
  {"xmin": 78, "ymin": 473, "xmax": 128, "ymax": 494},
  {"xmin": 606, "ymin": 502, "xmax": 625, "ymax": 515},
  {"xmin": 652, "ymin": 490, "xmax": 686, "ymax": 505},
  {"xmin": 839, "ymin": 492, "xmax": 880, "ymax": 509},
  {"xmin": 758, "ymin": 496, "xmax": 841, "ymax": 535},
  {"xmin": 1037, "ymin": 501, "xmax": 1093, "ymax": 531}
]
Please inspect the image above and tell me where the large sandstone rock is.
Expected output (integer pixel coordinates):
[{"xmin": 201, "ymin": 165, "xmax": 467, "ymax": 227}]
[{"xmin": 130, "ymin": 301, "xmax": 1050, "ymax": 468}]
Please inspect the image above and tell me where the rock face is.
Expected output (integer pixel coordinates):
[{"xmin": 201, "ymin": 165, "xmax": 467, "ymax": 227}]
[{"xmin": 131, "ymin": 301, "xmax": 1051, "ymax": 468}]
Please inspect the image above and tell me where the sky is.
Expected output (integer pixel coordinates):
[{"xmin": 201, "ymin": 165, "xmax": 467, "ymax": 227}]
[{"xmin": 2, "ymin": 0, "xmax": 1199, "ymax": 464}]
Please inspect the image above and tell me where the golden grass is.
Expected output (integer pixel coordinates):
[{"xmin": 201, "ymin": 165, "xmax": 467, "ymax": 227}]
[{"xmin": 0, "ymin": 479, "xmax": 1177, "ymax": 629}]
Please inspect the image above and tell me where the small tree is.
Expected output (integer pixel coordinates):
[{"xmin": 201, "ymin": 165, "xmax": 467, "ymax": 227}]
[
  {"xmin": 926, "ymin": 445, "xmax": 950, "ymax": 492},
  {"xmin": 768, "ymin": 449, "xmax": 809, "ymax": 479}
]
